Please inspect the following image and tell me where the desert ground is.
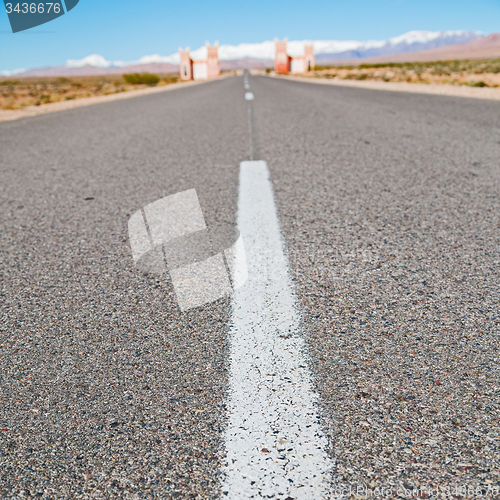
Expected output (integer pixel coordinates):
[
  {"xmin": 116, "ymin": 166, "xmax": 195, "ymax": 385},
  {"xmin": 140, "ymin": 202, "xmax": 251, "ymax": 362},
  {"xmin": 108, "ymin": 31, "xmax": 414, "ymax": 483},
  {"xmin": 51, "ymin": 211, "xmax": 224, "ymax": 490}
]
[
  {"xmin": 0, "ymin": 73, "xmax": 179, "ymax": 111},
  {"xmin": 311, "ymin": 58, "xmax": 500, "ymax": 88}
]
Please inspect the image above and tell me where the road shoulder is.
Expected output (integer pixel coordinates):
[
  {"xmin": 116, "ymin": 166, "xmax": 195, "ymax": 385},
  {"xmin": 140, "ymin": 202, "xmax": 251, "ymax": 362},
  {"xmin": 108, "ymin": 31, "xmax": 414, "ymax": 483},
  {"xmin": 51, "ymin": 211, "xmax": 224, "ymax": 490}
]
[
  {"xmin": 269, "ymin": 73, "xmax": 500, "ymax": 101},
  {"xmin": 0, "ymin": 74, "xmax": 234, "ymax": 123}
]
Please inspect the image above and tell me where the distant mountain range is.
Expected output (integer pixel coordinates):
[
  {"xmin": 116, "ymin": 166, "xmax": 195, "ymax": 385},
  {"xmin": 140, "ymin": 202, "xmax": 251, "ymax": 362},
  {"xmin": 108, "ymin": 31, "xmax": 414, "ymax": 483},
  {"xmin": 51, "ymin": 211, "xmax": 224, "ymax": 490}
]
[
  {"xmin": 324, "ymin": 33, "xmax": 500, "ymax": 66},
  {"xmin": 313, "ymin": 30, "xmax": 482, "ymax": 61},
  {"xmin": 0, "ymin": 30, "xmax": 488, "ymax": 77}
]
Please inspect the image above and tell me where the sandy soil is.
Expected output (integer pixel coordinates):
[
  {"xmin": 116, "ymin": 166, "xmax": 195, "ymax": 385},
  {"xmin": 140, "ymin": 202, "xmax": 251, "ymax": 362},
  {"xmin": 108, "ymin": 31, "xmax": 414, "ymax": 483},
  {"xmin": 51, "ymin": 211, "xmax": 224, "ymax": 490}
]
[
  {"xmin": 0, "ymin": 77, "xmax": 229, "ymax": 123},
  {"xmin": 313, "ymin": 66, "xmax": 500, "ymax": 88}
]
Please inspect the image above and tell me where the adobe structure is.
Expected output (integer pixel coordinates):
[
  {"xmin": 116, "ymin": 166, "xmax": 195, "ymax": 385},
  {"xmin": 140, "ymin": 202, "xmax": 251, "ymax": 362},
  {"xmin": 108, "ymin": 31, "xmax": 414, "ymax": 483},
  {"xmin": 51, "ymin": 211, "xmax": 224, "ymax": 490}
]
[
  {"xmin": 179, "ymin": 42, "xmax": 220, "ymax": 81},
  {"xmin": 179, "ymin": 48, "xmax": 193, "ymax": 80},
  {"xmin": 274, "ymin": 38, "xmax": 315, "ymax": 74}
]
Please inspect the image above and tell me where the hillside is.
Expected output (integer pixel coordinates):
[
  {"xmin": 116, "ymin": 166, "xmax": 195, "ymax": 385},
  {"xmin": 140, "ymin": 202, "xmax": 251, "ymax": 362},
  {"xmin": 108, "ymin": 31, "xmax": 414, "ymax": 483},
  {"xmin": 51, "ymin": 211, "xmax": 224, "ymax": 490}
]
[{"xmin": 320, "ymin": 33, "xmax": 500, "ymax": 66}]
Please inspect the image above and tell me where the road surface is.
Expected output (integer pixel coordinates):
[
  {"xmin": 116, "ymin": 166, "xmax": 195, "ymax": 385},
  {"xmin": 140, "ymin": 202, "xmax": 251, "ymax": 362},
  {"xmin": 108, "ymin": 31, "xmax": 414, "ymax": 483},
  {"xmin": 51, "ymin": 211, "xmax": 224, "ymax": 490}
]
[{"xmin": 1, "ymin": 74, "xmax": 499, "ymax": 499}]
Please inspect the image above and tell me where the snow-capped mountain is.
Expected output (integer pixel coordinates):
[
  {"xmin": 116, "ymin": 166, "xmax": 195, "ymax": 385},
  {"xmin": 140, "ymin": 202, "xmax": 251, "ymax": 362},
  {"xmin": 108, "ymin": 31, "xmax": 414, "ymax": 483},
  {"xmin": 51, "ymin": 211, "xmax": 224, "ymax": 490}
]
[
  {"xmin": 0, "ymin": 30, "xmax": 484, "ymax": 76},
  {"xmin": 66, "ymin": 30, "xmax": 484, "ymax": 66},
  {"xmin": 313, "ymin": 30, "xmax": 483, "ymax": 60}
]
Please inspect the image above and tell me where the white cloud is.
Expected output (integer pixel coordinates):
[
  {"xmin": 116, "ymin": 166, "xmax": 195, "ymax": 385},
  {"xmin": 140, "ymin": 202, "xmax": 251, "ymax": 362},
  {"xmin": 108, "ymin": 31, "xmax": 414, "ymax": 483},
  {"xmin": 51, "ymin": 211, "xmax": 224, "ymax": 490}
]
[
  {"xmin": 218, "ymin": 41, "xmax": 275, "ymax": 60},
  {"xmin": 387, "ymin": 30, "xmax": 482, "ymax": 46},
  {"xmin": 65, "ymin": 53, "xmax": 181, "ymax": 68},
  {"xmin": 136, "ymin": 53, "xmax": 180, "ymax": 65},
  {"xmin": 189, "ymin": 30, "xmax": 483, "ymax": 60},
  {"xmin": 65, "ymin": 54, "xmax": 127, "ymax": 68},
  {"xmin": 1, "ymin": 68, "xmax": 26, "ymax": 77}
]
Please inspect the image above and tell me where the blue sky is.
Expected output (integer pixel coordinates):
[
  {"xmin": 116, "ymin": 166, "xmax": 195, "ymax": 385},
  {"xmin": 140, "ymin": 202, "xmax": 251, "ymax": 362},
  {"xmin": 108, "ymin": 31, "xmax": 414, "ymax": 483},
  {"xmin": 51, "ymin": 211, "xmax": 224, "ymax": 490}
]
[{"xmin": 1, "ymin": 0, "xmax": 499, "ymax": 72}]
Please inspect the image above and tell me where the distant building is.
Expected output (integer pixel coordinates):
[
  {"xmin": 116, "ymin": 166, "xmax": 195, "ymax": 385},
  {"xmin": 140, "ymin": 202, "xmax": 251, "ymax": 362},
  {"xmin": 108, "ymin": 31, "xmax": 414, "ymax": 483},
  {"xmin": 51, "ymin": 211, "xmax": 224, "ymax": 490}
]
[
  {"xmin": 179, "ymin": 48, "xmax": 193, "ymax": 80},
  {"xmin": 179, "ymin": 42, "xmax": 220, "ymax": 81},
  {"xmin": 274, "ymin": 38, "xmax": 315, "ymax": 74},
  {"xmin": 274, "ymin": 39, "xmax": 289, "ymax": 74}
]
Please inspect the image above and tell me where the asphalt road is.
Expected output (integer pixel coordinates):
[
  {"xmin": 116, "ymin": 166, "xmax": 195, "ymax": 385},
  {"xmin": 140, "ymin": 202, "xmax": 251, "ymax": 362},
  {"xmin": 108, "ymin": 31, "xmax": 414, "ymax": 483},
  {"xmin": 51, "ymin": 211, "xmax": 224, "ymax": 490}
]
[{"xmin": 1, "ymin": 75, "xmax": 499, "ymax": 499}]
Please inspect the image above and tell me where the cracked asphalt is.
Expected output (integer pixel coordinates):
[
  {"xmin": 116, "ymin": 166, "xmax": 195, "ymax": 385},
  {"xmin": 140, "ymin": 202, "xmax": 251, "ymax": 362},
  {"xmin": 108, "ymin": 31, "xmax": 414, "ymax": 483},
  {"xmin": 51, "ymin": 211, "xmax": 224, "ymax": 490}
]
[{"xmin": 1, "ymin": 74, "xmax": 499, "ymax": 499}]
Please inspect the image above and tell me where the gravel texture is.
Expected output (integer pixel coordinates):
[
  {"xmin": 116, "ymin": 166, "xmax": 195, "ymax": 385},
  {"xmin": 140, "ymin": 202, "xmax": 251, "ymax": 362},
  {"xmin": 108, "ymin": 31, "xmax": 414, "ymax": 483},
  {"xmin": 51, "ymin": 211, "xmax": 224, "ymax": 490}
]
[
  {"xmin": 252, "ymin": 75, "xmax": 500, "ymax": 498},
  {"xmin": 1, "ymin": 74, "xmax": 499, "ymax": 499},
  {"xmin": 0, "ymin": 78, "xmax": 246, "ymax": 499}
]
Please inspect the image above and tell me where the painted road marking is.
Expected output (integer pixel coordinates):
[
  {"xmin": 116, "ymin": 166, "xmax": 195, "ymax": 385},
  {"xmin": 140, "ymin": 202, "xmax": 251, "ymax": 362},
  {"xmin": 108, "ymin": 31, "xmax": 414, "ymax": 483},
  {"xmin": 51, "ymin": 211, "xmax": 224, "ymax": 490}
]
[
  {"xmin": 221, "ymin": 161, "xmax": 333, "ymax": 499},
  {"xmin": 245, "ymin": 92, "xmax": 254, "ymax": 100},
  {"xmin": 247, "ymin": 102, "xmax": 254, "ymax": 161}
]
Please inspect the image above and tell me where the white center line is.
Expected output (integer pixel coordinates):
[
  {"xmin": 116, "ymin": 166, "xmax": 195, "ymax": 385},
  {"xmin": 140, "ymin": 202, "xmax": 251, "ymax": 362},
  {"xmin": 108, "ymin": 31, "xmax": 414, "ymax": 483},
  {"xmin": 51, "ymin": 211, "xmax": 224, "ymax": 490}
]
[
  {"xmin": 221, "ymin": 161, "xmax": 333, "ymax": 499},
  {"xmin": 247, "ymin": 102, "xmax": 253, "ymax": 161}
]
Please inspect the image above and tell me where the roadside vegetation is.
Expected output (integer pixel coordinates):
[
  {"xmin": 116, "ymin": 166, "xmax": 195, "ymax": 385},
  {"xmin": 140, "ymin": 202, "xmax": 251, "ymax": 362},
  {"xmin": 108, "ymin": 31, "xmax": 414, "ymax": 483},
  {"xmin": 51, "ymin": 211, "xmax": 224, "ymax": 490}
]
[
  {"xmin": 312, "ymin": 58, "xmax": 500, "ymax": 88},
  {"xmin": 0, "ymin": 73, "xmax": 179, "ymax": 111},
  {"xmin": 123, "ymin": 72, "xmax": 161, "ymax": 86}
]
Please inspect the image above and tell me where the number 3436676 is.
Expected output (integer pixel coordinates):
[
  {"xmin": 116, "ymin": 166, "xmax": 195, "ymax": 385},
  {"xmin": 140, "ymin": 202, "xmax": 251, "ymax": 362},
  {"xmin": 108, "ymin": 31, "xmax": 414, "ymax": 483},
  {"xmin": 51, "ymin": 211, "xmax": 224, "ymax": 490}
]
[{"xmin": 5, "ymin": 3, "xmax": 62, "ymax": 14}]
